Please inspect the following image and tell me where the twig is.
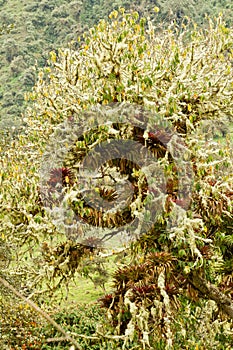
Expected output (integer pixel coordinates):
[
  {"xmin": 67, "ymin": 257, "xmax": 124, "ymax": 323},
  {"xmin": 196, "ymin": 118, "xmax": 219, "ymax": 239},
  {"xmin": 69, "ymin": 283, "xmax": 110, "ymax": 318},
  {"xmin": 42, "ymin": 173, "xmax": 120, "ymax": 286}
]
[
  {"xmin": 70, "ymin": 332, "xmax": 99, "ymax": 340},
  {"xmin": 45, "ymin": 337, "xmax": 71, "ymax": 343},
  {"xmin": 96, "ymin": 331, "xmax": 126, "ymax": 340}
]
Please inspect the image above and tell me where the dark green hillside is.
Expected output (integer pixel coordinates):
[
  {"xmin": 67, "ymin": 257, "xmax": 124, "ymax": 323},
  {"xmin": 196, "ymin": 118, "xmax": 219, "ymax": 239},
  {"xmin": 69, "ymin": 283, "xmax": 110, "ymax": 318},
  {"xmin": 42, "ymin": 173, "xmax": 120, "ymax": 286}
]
[{"xmin": 0, "ymin": 0, "xmax": 83, "ymax": 132}]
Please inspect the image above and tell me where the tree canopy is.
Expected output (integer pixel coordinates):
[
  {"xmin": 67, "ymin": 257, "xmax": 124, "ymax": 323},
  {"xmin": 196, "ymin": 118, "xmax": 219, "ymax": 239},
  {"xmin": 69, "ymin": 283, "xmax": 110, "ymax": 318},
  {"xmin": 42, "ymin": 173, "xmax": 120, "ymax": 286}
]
[{"xmin": 1, "ymin": 7, "xmax": 233, "ymax": 350}]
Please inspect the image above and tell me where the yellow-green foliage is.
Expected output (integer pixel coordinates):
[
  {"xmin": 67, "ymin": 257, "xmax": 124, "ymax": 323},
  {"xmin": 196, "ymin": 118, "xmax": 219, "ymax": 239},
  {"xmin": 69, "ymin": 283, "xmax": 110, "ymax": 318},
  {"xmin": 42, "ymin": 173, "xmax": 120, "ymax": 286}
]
[{"xmin": 1, "ymin": 8, "xmax": 233, "ymax": 349}]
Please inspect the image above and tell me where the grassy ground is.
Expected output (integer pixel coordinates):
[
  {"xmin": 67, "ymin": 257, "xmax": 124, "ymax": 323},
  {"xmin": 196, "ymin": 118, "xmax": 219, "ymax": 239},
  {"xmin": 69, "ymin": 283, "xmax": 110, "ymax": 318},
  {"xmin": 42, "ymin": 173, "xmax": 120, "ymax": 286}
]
[
  {"xmin": 55, "ymin": 252, "xmax": 129, "ymax": 306},
  {"xmin": 58, "ymin": 276, "xmax": 109, "ymax": 305}
]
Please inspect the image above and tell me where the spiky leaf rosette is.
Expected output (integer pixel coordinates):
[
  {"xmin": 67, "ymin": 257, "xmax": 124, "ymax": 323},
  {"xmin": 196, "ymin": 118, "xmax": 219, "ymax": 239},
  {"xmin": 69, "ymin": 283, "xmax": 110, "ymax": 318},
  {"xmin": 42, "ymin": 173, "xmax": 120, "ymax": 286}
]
[{"xmin": 48, "ymin": 167, "xmax": 74, "ymax": 188}]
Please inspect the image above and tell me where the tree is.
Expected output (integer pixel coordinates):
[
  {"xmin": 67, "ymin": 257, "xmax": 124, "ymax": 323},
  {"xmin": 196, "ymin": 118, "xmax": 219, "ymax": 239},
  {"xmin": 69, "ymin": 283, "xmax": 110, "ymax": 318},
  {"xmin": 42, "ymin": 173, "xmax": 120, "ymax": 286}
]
[
  {"xmin": 1, "ymin": 8, "xmax": 233, "ymax": 349},
  {"xmin": 1, "ymin": 0, "xmax": 233, "ymax": 132}
]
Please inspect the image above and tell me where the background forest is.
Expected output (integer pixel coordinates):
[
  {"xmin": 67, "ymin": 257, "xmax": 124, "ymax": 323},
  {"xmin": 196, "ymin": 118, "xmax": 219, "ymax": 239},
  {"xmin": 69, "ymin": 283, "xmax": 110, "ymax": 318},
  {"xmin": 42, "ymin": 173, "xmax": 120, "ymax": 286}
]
[{"xmin": 0, "ymin": 1, "xmax": 233, "ymax": 350}]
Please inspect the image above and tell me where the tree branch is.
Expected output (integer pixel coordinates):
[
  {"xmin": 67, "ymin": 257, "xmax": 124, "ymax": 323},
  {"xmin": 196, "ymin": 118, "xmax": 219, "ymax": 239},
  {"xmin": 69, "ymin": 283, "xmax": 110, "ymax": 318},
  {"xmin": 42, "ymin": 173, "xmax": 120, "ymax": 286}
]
[{"xmin": 189, "ymin": 272, "xmax": 233, "ymax": 319}]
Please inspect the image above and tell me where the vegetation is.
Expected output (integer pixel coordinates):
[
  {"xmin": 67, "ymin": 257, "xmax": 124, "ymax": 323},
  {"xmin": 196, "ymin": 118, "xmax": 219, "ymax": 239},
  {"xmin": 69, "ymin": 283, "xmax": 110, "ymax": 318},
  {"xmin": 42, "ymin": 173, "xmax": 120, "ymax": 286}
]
[
  {"xmin": 0, "ymin": 2, "xmax": 233, "ymax": 350},
  {"xmin": 0, "ymin": 0, "xmax": 233, "ymax": 132}
]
